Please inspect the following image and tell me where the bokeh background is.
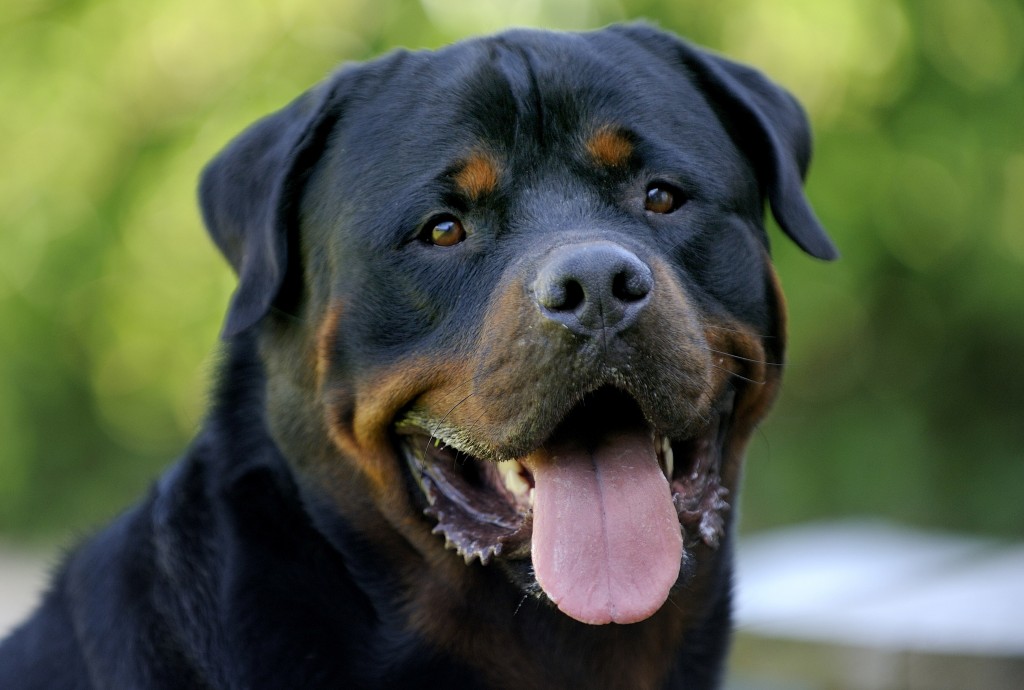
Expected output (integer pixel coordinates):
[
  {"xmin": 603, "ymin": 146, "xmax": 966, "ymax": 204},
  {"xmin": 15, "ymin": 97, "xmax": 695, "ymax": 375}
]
[{"xmin": 1, "ymin": 0, "xmax": 1021, "ymax": 548}]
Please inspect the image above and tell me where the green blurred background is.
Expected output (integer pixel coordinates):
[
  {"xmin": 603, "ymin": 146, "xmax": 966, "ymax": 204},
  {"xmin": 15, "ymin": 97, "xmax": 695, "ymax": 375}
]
[{"xmin": 1, "ymin": 0, "xmax": 1022, "ymax": 542}]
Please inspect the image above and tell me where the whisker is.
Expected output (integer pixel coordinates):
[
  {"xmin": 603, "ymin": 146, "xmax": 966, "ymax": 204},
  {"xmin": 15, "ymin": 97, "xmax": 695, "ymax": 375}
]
[
  {"xmin": 425, "ymin": 392, "xmax": 476, "ymax": 458},
  {"xmin": 703, "ymin": 324, "xmax": 776, "ymax": 339},
  {"xmin": 664, "ymin": 594, "xmax": 685, "ymax": 615},
  {"xmin": 460, "ymin": 406, "xmax": 495, "ymax": 452},
  {"xmin": 680, "ymin": 389, "xmax": 712, "ymax": 428},
  {"xmin": 709, "ymin": 363, "xmax": 765, "ymax": 386},
  {"xmin": 701, "ymin": 347, "xmax": 783, "ymax": 368}
]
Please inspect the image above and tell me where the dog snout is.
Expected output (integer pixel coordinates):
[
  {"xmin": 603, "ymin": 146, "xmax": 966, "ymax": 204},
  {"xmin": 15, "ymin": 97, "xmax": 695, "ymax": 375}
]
[{"xmin": 533, "ymin": 241, "xmax": 653, "ymax": 336}]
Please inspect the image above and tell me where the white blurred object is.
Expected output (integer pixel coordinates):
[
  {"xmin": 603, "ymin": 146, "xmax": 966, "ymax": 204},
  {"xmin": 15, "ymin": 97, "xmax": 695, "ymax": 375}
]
[
  {"xmin": 734, "ymin": 520, "xmax": 1024, "ymax": 657},
  {"xmin": 0, "ymin": 545, "xmax": 51, "ymax": 639}
]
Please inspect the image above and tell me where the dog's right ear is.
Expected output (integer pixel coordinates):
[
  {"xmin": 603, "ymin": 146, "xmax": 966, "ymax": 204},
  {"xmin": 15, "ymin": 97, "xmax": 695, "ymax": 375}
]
[{"xmin": 199, "ymin": 79, "xmax": 345, "ymax": 339}]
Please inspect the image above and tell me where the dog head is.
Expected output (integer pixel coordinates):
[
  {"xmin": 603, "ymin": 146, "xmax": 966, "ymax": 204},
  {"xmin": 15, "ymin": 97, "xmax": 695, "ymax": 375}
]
[{"xmin": 200, "ymin": 24, "xmax": 834, "ymax": 629}]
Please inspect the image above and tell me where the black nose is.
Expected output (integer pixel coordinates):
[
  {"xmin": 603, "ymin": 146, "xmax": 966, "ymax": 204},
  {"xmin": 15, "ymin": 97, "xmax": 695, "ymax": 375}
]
[{"xmin": 533, "ymin": 241, "xmax": 654, "ymax": 336}]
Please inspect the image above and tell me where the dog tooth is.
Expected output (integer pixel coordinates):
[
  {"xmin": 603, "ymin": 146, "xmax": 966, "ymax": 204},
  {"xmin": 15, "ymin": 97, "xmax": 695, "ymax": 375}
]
[
  {"xmin": 498, "ymin": 460, "xmax": 529, "ymax": 497},
  {"xmin": 661, "ymin": 437, "xmax": 674, "ymax": 479}
]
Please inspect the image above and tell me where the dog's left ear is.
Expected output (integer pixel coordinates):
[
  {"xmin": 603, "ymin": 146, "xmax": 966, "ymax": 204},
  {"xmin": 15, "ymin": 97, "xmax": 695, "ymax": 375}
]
[
  {"xmin": 616, "ymin": 26, "xmax": 838, "ymax": 261},
  {"xmin": 199, "ymin": 79, "xmax": 345, "ymax": 339},
  {"xmin": 686, "ymin": 48, "xmax": 839, "ymax": 260}
]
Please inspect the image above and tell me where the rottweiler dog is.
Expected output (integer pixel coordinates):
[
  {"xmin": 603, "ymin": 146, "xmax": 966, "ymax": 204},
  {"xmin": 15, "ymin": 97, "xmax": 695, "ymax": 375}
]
[{"xmin": 0, "ymin": 23, "xmax": 835, "ymax": 690}]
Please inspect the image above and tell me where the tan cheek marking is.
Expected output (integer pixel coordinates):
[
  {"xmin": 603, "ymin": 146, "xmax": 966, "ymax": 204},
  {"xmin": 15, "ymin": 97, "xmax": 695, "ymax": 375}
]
[
  {"xmin": 323, "ymin": 357, "xmax": 473, "ymax": 492},
  {"xmin": 703, "ymin": 260, "xmax": 788, "ymax": 484},
  {"xmin": 315, "ymin": 301, "xmax": 344, "ymax": 389},
  {"xmin": 766, "ymin": 262, "xmax": 788, "ymax": 362},
  {"xmin": 703, "ymin": 257, "xmax": 787, "ymax": 400},
  {"xmin": 454, "ymin": 153, "xmax": 500, "ymax": 200},
  {"xmin": 586, "ymin": 127, "xmax": 633, "ymax": 168}
]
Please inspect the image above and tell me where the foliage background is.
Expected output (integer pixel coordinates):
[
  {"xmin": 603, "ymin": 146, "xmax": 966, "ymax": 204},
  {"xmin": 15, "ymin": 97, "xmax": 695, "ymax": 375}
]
[{"xmin": 1, "ymin": 0, "xmax": 1022, "ymax": 541}]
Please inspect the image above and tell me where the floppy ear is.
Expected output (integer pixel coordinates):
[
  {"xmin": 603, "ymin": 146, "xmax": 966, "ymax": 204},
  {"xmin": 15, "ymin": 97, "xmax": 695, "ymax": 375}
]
[
  {"xmin": 682, "ymin": 47, "xmax": 838, "ymax": 260},
  {"xmin": 199, "ymin": 79, "xmax": 345, "ymax": 338},
  {"xmin": 616, "ymin": 26, "xmax": 838, "ymax": 260}
]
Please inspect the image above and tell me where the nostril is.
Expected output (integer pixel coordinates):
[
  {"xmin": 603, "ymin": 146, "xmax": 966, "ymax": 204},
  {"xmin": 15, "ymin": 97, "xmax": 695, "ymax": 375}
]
[
  {"xmin": 612, "ymin": 270, "xmax": 651, "ymax": 303},
  {"xmin": 560, "ymin": 279, "xmax": 585, "ymax": 311},
  {"xmin": 538, "ymin": 277, "xmax": 586, "ymax": 312},
  {"xmin": 533, "ymin": 241, "xmax": 654, "ymax": 334}
]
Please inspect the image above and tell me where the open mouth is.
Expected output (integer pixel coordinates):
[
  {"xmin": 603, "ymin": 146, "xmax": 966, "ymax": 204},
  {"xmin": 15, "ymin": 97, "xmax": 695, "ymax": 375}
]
[{"xmin": 396, "ymin": 386, "xmax": 734, "ymax": 625}]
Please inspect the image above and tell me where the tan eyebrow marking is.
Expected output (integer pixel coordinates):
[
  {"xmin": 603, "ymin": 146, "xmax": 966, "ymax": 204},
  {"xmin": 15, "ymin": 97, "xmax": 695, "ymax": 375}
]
[
  {"xmin": 454, "ymin": 152, "xmax": 501, "ymax": 200},
  {"xmin": 586, "ymin": 126, "xmax": 633, "ymax": 168}
]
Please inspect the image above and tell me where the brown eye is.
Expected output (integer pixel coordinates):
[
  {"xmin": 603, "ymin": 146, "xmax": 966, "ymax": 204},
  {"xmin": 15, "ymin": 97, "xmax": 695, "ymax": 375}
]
[
  {"xmin": 423, "ymin": 215, "xmax": 466, "ymax": 247},
  {"xmin": 644, "ymin": 183, "xmax": 684, "ymax": 214}
]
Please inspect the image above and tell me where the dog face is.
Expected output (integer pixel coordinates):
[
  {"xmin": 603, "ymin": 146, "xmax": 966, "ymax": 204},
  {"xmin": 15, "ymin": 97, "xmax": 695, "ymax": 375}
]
[{"xmin": 200, "ymin": 25, "xmax": 834, "ymax": 630}]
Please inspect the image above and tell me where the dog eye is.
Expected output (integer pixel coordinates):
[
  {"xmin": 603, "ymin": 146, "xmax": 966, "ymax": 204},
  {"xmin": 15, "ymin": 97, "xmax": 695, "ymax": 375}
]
[
  {"xmin": 644, "ymin": 183, "xmax": 684, "ymax": 214},
  {"xmin": 422, "ymin": 215, "xmax": 467, "ymax": 247}
]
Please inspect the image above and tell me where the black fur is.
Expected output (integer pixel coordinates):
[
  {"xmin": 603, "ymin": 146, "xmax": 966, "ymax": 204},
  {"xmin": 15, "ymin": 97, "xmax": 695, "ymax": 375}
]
[{"xmin": 0, "ymin": 24, "xmax": 832, "ymax": 689}]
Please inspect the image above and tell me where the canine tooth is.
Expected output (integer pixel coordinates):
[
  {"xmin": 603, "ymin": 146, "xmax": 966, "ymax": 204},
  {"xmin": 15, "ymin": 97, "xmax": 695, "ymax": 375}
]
[
  {"xmin": 498, "ymin": 460, "xmax": 530, "ymax": 497},
  {"xmin": 661, "ymin": 437, "xmax": 674, "ymax": 478}
]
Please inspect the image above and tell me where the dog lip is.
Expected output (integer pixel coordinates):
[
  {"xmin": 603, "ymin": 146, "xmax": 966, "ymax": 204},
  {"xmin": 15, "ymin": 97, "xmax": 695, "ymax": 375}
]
[
  {"xmin": 398, "ymin": 431, "xmax": 533, "ymax": 565},
  {"xmin": 394, "ymin": 415, "xmax": 514, "ymax": 464},
  {"xmin": 669, "ymin": 386, "xmax": 735, "ymax": 549},
  {"xmin": 394, "ymin": 384, "xmax": 736, "ymax": 566}
]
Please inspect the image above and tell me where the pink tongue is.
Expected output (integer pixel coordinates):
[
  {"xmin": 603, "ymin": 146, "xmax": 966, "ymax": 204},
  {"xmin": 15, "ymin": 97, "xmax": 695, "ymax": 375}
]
[{"xmin": 529, "ymin": 430, "xmax": 682, "ymax": 625}]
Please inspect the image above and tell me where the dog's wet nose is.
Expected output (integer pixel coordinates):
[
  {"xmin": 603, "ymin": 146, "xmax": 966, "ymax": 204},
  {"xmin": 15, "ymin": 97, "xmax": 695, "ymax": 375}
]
[{"xmin": 534, "ymin": 241, "xmax": 653, "ymax": 336}]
